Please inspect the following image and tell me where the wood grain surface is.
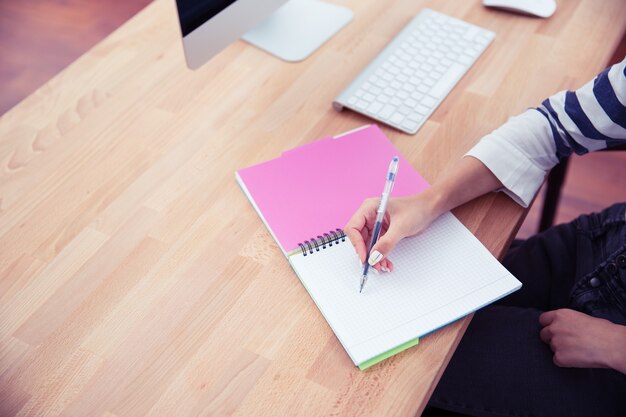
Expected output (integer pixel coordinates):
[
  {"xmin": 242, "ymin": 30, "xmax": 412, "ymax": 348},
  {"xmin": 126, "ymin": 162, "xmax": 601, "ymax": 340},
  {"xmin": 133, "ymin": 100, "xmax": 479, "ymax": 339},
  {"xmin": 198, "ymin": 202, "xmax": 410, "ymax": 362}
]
[{"xmin": 1, "ymin": 0, "xmax": 625, "ymax": 416}]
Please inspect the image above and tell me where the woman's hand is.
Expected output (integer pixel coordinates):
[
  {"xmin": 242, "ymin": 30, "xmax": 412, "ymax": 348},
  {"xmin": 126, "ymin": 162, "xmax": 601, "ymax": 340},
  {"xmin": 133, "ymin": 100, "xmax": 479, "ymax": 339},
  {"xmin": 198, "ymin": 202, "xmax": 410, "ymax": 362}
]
[
  {"xmin": 343, "ymin": 156, "xmax": 504, "ymax": 272},
  {"xmin": 344, "ymin": 192, "xmax": 441, "ymax": 272}
]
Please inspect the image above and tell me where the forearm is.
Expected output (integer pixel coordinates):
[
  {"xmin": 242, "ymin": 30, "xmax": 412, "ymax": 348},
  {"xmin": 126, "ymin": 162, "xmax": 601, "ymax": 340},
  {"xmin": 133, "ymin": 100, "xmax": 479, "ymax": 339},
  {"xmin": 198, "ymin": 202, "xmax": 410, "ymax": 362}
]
[{"xmin": 422, "ymin": 156, "xmax": 502, "ymax": 218}]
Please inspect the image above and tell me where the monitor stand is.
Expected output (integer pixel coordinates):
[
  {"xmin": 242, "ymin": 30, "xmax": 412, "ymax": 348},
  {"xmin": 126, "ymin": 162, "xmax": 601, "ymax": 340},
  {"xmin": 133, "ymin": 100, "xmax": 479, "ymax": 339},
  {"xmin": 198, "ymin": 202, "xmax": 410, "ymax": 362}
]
[{"xmin": 242, "ymin": 0, "xmax": 353, "ymax": 62}]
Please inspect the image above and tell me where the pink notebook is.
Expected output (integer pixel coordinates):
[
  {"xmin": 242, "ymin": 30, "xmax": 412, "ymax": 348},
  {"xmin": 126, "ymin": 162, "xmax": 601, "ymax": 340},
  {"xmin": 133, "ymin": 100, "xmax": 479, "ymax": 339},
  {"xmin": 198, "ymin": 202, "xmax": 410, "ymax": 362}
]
[
  {"xmin": 235, "ymin": 124, "xmax": 521, "ymax": 369},
  {"xmin": 236, "ymin": 125, "xmax": 430, "ymax": 254}
]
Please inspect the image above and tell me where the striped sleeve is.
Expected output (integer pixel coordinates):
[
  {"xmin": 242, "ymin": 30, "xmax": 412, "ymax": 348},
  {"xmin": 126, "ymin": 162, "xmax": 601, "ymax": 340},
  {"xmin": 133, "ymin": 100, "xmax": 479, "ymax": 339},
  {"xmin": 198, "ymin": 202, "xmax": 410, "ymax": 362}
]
[{"xmin": 466, "ymin": 56, "xmax": 626, "ymax": 207}]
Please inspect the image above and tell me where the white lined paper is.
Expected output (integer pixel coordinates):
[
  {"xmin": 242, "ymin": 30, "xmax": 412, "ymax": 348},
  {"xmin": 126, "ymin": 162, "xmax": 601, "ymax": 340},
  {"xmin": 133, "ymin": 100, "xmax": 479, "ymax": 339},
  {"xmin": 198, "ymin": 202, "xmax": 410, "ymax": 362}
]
[{"xmin": 289, "ymin": 212, "xmax": 521, "ymax": 366}]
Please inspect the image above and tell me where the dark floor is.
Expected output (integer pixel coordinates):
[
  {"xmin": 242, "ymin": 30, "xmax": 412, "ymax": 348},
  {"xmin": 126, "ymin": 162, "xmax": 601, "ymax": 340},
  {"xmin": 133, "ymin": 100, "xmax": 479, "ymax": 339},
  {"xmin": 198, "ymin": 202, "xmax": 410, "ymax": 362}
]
[
  {"xmin": 0, "ymin": 0, "xmax": 152, "ymax": 114},
  {"xmin": 1, "ymin": 0, "xmax": 625, "ymax": 238}
]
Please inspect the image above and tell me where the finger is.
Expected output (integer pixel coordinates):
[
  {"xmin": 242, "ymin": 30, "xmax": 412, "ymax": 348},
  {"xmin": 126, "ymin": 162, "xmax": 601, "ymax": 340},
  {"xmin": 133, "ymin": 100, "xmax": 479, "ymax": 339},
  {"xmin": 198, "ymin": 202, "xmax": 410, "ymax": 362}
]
[
  {"xmin": 368, "ymin": 227, "xmax": 404, "ymax": 266},
  {"xmin": 345, "ymin": 201, "xmax": 380, "ymax": 263},
  {"xmin": 344, "ymin": 214, "xmax": 369, "ymax": 263},
  {"xmin": 539, "ymin": 310, "xmax": 556, "ymax": 326},
  {"xmin": 371, "ymin": 257, "xmax": 392, "ymax": 273},
  {"xmin": 379, "ymin": 258, "xmax": 391, "ymax": 271},
  {"xmin": 379, "ymin": 257, "xmax": 394, "ymax": 273},
  {"xmin": 385, "ymin": 258, "xmax": 394, "ymax": 272},
  {"xmin": 359, "ymin": 226, "xmax": 370, "ymax": 252},
  {"xmin": 539, "ymin": 325, "xmax": 553, "ymax": 345}
]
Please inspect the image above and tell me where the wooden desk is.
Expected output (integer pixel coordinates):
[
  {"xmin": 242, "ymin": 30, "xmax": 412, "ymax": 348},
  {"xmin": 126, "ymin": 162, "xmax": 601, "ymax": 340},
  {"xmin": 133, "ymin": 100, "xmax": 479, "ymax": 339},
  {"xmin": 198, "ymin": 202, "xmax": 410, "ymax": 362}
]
[{"xmin": 1, "ymin": 0, "xmax": 624, "ymax": 415}]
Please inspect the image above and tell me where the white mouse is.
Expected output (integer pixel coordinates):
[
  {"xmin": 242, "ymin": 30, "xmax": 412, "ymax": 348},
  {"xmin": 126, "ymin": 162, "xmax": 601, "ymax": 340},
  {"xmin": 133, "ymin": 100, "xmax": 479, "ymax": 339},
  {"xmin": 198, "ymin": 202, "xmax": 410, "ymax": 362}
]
[{"xmin": 483, "ymin": 0, "xmax": 557, "ymax": 18}]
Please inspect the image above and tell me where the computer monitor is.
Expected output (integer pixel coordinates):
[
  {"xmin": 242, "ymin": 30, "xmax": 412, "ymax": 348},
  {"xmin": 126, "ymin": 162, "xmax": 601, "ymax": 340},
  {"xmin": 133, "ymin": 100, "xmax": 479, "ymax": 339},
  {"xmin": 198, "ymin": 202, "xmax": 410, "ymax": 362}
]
[{"xmin": 174, "ymin": 0, "xmax": 353, "ymax": 69}]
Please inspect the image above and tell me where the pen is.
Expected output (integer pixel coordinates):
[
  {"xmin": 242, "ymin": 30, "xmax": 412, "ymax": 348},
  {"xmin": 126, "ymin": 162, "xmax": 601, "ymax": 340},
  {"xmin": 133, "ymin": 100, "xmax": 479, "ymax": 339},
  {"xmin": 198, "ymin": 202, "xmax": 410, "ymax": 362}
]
[{"xmin": 360, "ymin": 156, "xmax": 399, "ymax": 293}]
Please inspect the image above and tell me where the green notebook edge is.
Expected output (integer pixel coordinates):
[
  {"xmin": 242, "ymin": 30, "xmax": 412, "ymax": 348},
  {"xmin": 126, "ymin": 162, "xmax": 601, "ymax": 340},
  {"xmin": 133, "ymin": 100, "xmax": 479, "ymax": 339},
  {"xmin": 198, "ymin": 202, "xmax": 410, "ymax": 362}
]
[{"xmin": 358, "ymin": 337, "xmax": 420, "ymax": 370}]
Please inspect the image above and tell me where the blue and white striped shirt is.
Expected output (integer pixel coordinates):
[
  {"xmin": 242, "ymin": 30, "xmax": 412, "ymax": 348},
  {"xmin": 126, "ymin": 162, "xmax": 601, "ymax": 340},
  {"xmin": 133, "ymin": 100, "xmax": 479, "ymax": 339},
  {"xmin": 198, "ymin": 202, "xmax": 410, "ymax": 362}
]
[{"xmin": 467, "ymin": 56, "xmax": 626, "ymax": 207}]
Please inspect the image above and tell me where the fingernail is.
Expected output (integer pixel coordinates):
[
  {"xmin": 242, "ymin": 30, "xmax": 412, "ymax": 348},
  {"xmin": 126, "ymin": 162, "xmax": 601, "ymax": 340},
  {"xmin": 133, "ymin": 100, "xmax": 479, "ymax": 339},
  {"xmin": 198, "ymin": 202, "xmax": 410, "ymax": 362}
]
[
  {"xmin": 381, "ymin": 266, "xmax": 389, "ymax": 273},
  {"xmin": 368, "ymin": 250, "xmax": 383, "ymax": 266},
  {"xmin": 372, "ymin": 268, "xmax": 380, "ymax": 275}
]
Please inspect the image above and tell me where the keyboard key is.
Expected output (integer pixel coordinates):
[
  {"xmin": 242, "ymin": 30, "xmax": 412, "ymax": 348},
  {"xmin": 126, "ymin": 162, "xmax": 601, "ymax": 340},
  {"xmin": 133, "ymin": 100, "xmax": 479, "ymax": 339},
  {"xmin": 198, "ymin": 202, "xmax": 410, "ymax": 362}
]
[
  {"xmin": 422, "ymin": 96, "xmax": 437, "ymax": 107},
  {"xmin": 416, "ymin": 104, "xmax": 430, "ymax": 115},
  {"xmin": 356, "ymin": 99, "xmax": 368, "ymax": 110},
  {"xmin": 459, "ymin": 55, "xmax": 473, "ymax": 65},
  {"xmin": 398, "ymin": 106, "xmax": 411, "ymax": 115},
  {"xmin": 375, "ymin": 79, "xmax": 388, "ymax": 88},
  {"xmin": 363, "ymin": 93, "xmax": 376, "ymax": 102},
  {"xmin": 379, "ymin": 104, "xmax": 396, "ymax": 119},
  {"xmin": 463, "ymin": 26, "xmax": 479, "ymax": 41},
  {"xmin": 367, "ymin": 101, "xmax": 383, "ymax": 114},
  {"xmin": 398, "ymin": 90, "xmax": 410, "ymax": 100},
  {"xmin": 404, "ymin": 96, "xmax": 417, "ymax": 106},
  {"xmin": 402, "ymin": 120, "xmax": 418, "ymax": 131},
  {"xmin": 390, "ymin": 113, "xmax": 405, "ymax": 125},
  {"xmin": 408, "ymin": 112, "xmax": 424, "ymax": 122},
  {"xmin": 476, "ymin": 35, "xmax": 491, "ymax": 45},
  {"xmin": 429, "ymin": 63, "xmax": 466, "ymax": 98}
]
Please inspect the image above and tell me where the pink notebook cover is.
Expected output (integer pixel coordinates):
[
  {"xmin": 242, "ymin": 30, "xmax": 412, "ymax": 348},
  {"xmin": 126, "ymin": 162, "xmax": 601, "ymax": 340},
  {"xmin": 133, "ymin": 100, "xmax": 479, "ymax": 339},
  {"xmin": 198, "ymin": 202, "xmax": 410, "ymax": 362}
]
[{"xmin": 236, "ymin": 125, "xmax": 430, "ymax": 253}]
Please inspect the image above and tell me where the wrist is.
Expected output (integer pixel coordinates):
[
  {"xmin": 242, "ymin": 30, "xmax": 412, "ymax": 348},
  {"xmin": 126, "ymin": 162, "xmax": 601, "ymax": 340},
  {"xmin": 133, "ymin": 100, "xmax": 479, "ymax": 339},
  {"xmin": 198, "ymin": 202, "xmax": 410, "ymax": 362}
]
[
  {"xmin": 421, "ymin": 185, "xmax": 449, "ymax": 218},
  {"xmin": 608, "ymin": 325, "xmax": 626, "ymax": 374},
  {"xmin": 416, "ymin": 187, "xmax": 447, "ymax": 221}
]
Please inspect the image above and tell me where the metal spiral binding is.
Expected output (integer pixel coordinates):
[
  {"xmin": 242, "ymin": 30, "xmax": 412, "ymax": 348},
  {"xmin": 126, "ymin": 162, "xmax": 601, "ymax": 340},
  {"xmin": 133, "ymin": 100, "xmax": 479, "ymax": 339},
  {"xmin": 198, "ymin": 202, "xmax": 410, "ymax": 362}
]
[{"xmin": 297, "ymin": 228, "xmax": 346, "ymax": 256}]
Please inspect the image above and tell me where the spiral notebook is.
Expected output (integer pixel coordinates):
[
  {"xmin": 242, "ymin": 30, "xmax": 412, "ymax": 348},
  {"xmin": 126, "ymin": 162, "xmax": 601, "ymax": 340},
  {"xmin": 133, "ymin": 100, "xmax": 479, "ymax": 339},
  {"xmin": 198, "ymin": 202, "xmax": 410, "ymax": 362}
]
[{"xmin": 236, "ymin": 125, "xmax": 521, "ymax": 369}]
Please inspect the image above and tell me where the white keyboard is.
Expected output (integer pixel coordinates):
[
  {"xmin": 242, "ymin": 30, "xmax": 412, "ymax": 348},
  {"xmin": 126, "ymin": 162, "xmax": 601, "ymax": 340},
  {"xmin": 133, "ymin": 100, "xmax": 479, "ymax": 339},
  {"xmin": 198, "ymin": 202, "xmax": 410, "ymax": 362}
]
[{"xmin": 333, "ymin": 9, "xmax": 495, "ymax": 134}]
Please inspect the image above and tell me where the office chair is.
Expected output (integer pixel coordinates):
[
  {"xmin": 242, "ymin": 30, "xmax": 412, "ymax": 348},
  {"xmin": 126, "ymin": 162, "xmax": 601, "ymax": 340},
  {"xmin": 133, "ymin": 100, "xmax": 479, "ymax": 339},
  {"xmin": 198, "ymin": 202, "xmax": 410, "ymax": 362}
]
[{"xmin": 538, "ymin": 144, "xmax": 626, "ymax": 232}]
